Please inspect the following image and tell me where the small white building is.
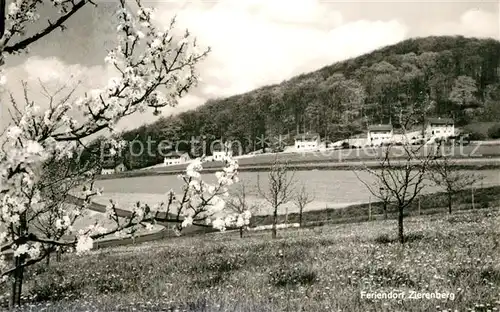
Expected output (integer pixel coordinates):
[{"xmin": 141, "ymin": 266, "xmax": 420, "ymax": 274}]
[
  {"xmin": 101, "ymin": 162, "xmax": 127, "ymax": 175},
  {"xmin": 294, "ymin": 133, "xmax": 320, "ymax": 151},
  {"xmin": 212, "ymin": 150, "xmax": 233, "ymax": 161},
  {"xmin": 425, "ymin": 117, "xmax": 455, "ymax": 140},
  {"xmin": 164, "ymin": 152, "xmax": 190, "ymax": 166},
  {"xmin": 367, "ymin": 124, "xmax": 393, "ymax": 145},
  {"xmin": 100, "ymin": 168, "xmax": 115, "ymax": 175}
]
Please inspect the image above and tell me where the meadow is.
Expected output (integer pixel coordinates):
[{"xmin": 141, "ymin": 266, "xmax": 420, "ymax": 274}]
[{"xmin": 3, "ymin": 207, "xmax": 500, "ymax": 312}]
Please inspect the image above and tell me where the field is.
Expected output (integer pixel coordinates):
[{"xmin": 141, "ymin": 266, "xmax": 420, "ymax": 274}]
[
  {"xmin": 4, "ymin": 207, "xmax": 500, "ymax": 311},
  {"xmin": 51, "ymin": 185, "xmax": 500, "ymax": 251},
  {"xmin": 251, "ymin": 185, "xmax": 500, "ymax": 226}
]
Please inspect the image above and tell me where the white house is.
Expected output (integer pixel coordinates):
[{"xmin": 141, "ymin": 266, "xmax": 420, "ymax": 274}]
[
  {"xmin": 101, "ymin": 162, "xmax": 127, "ymax": 175},
  {"xmin": 425, "ymin": 117, "xmax": 455, "ymax": 140},
  {"xmin": 100, "ymin": 168, "xmax": 115, "ymax": 175},
  {"xmin": 294, "ymin": 133, "xmax": 320, "ymax": 151},
  {"xmin": 367, "ymin": 124, "xmax": 393, "ymax": 146},
  {"xmin": 212, "ymin": 150, "xmax": 233, "ymax": 161},
  {"xmin": 164, "ymin": 151, "xmax": 190, "ymax": 166}
]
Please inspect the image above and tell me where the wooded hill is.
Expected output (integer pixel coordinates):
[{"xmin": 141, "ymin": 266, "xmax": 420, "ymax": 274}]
[{"xmin": 85, "ymin": 36, "xmax": 500, "ymax": 170}]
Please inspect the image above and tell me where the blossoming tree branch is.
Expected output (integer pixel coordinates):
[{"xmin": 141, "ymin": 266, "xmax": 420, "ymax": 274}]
[{"xmin": 0, "ymin": 0, "xmax": 250, "ymax": 306}]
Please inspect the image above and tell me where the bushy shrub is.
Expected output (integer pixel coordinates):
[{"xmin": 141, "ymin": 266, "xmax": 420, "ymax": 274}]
[
  {"xmin": 487, "ymin": 123, "xmax": 500, "ymax": 139},
  {"xmin": 373, "ymin": 232, "xmax": 424, "ymax": 244},
  {"xmin": 374, "ymin": 233, "xmax": 393, "ymax": 244},
  {"xmin": 28, "ymin": 277, "xmax": 82, "ymax": 302},
  {"xmin": 467, "ymin": 131, "xmax": 486, "ymax": 141},
  {"xmin": 269, "ymin": 265, "xmax": 318, "ymax": 287}
]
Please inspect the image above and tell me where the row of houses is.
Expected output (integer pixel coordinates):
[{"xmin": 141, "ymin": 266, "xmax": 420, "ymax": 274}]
[
  {"xmin": 162, "ymin": 150, "xmax": 233, "ymax": 165},
  {"xmin": 293, "ymin": 117, "xmax": 455, "ymax": 151},
  {"xmin": 100, "ymin": 150, "xmax": 234, "ymax": 175},
  {"xmin": 100, "ymin": 118, "xmax": 455, "ymax": 174}
]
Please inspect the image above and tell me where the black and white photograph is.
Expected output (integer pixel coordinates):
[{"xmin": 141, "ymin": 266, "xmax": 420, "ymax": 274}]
[{"xmin": 0, "ymin": 0, "xmax": 499, "ymax": 311}]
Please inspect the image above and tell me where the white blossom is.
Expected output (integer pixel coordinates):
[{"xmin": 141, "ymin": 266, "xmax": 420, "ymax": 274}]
[
  {"xmin": 8, "ymin": 3, "xmax": 19, "ymax": 15},
  {"xmin": 0, "ymin": 232, "xmax": 7, "ymax": 244},
  {"xmin": 13, "ymin": 244, "xmax": 29, "ymax": 257},
  {"xmin": 6, "ymin": 126, "xmax": 22, "ymax": 140},
  {"xmin": 27, "ymin": 243, "xmax": 42, "ymax": 259},
  {"xmin": 75, "ymin": 235, "xmax": 93, "ymax": 254},
  {"xmin": 212, "ymin": 218, "xmax": 226, "ymax": 232},
  {"xmin": 0, "ymin": 0, "xmax": 218, "ymax": 282},
  {"xmin": 235, "ymin": 215, "xmax": 245, "ymax": 228},
  {"xmin": 55, "ymin": 216, "xmax": 71, "ymax": 230},
  {"xmin": 181, "ymin": 216, "xmax": 193, "ymax": 228},
  {"xmin": 0, "ymin": 73, "xmax": 6, "ymax": 86}
]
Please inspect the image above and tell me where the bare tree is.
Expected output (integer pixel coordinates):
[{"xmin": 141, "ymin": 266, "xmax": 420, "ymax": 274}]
[
  {"xmin": 257, "ymin": 157, "xmax": 296, "ymax": 238},
  {"xmin": 226, "ymin": 182, "xmax": 258, "ymax": 238},
  {"xmin": 429, "ymin": 147, "xmax": 484, "ymax": 214},
  {"xmin": 294, "ymin": 184, "xmax": 314, "ymax": 227},
  {"xmin": 355, "ymin": 177, "xmax": 393, "ymax": 220},
  {"xmin": 357, "ymin": 143, "xmax": 436, "ymax": 243},
  {"xmin": 355, "ymin": 105, "xmax": 437, "ymax": 244}
]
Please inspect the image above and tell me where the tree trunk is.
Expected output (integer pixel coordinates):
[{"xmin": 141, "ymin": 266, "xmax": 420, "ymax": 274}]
[
  {"xmin": 9, "ymin": 258, "xmax": 19, "ymax": 309},
  {"xmin": 447, "ymin": 193, "xmax": 453, "ymax": 214},
  {"xmin": 299, "ymin": 206, "xmax": 303, "ymax": 227},
  {"xmin": 9, "ymin": 256, "xmax": 24, "ymax": 309},
  {"xmin": 0, "ymin": 0, "xmax": 6, "ymax": 39},
  {"xmin": 398, "ymin": 207, "xmax": 404, "ymax": 244},
  {"xmin": 472, "ymin": 188, "xmax": 475, "ymax": 209},
  {"xmin": 10, "ymin": 213, "xmax": 27, "ymax": 309},
  {"xmin": 15, "ymin": 261, "xmax": 23, "ymax": 306},
  {"xmin": 272, "ymin": 205, "xmax": 278, "ymax": 239},
  {"xmin": 383, "ymin": 202, "xmax": 388, "ymax": 220},
  {"xmin": 239, "ymin": 227, "xmax": 243, "ymax": 238}
]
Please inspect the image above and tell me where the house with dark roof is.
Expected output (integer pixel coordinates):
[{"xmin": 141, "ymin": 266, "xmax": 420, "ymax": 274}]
[
  {"xmin": 367, "ymin": 124, "xmax": 393, "ymax": 145},
  {"xmin": 294, "ymin": 132, "xmax": 320, "ymax": 151},
  {"xmin": 425, "ymin": 117, "xmax": 455, "ymax": 139},
  {"xmin": 163, "ymin": 151, "xmax": 191, "ymax": 166}
]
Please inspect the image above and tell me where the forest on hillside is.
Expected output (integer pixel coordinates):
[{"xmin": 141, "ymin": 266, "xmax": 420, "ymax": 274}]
[{"xmin": 83, "ymin": 36, "xmax": 500, "ymax": 170}]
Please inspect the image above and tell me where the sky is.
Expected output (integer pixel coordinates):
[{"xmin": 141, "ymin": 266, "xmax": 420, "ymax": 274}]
[{"xmin": 1, "ymin": 0, "xmax": 499, "ymax": 131}]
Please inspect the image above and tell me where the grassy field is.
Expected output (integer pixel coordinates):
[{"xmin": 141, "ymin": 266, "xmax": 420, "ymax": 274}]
[
  {"xmin": 64, "ymin": 185, "xmax": 500, "ymax": 251},
  {"xmin": 253, "ymin": 185, "xmax": 500, "ymax": 227},
  {"xmin": 3, "ymin": 207, "xmax": 500, "ymax": 311}
]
